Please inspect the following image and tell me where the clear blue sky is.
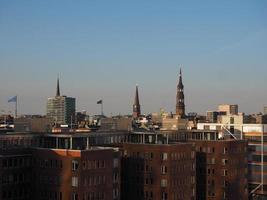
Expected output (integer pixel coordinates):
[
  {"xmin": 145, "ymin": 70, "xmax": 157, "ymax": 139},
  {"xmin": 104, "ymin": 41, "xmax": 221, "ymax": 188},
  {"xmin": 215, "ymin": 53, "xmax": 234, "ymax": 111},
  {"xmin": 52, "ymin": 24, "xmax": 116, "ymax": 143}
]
[{"xmin": 0, "ymin": 0, "xmax": 266, "ymax": 115}]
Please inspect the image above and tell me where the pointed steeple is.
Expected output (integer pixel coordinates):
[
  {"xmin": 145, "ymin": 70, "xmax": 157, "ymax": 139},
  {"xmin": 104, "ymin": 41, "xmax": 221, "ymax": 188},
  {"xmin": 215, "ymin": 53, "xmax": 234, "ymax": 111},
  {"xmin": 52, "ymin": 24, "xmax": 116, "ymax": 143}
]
[
  {"xmin": 56, "ymin": 76, "xmax": 60, "ymax": 96},
  {"xmin": 176, "ymin": 66, "xmax": 185, "ymax": 117},
  {"xmin": 133, "ymin": 84, "xmax": 141, "ymax": 118},
  {"xmin": 178, "ymin": 67, "xmax": 183, "ymax": 88},
  {"xmin": 134, "ymin": 85, "xmax": 140, "ymax": 106}
]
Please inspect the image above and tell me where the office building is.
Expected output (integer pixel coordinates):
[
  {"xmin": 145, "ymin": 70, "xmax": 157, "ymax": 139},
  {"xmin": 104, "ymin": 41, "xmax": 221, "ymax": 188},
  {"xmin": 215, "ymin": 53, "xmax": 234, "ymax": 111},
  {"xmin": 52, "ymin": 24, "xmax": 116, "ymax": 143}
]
[{"xmin": 47, "ymin": 78, "xmax": 76, "ymax": 125}]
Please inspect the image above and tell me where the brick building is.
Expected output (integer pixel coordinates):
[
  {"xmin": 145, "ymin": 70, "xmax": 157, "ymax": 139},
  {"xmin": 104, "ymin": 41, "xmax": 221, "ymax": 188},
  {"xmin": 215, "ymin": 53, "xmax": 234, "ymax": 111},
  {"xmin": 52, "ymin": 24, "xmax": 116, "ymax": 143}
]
[
  {"xmin": 0, "ymin": 133, "xmax": 121, "ymax": 200},
  {"xmin": 32, "ymin": 147, "xmax": 118, "ymax": 200},
  {"xmin": 121, "ymin": 143, "xmax": 196, "ymax": 200},
  {"xmin": 193, "ymin": 140, "xmax": 248, "ymax": 200}
]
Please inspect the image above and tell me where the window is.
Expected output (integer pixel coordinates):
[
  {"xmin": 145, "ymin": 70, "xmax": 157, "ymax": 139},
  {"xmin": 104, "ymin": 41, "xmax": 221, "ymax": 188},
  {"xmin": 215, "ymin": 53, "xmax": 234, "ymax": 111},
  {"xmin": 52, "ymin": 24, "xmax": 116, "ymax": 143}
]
[
  {"xmin": 150, "ymin": 152, "xmax": 154, "ymax": 160},
  {"xmin": 223, "ymin": 147, "xmax": 228, "ymax": 154},
  {"xmin": 72, "ymin": 160, "xmax": 79, "ymax": 171},
  {"xmin": 161, "ymin": 179, "xmax": 167, "ymax": 187},
  {"xmin": 161, "ymin": 153, "xmax": 168, "ymax": 161},
  {"xmin": 72, "ymin": 177, "xmax": 78, "ymax": 187},
  {"xmin": 223, "ymin": 180, "xmax": 228, "ymax": 187},
  {"xmin": 222, "ymin": 170, "xmax": 228, "ymax": 176},
  {"xmin": 222, "ymin": 159, "xmax": 228, "ymax": 165},
  {"xmin": 161, "ymin": 166, "xmax": 167, "ymax": 174},
  {"xmin": 161, "ymin": 192, "xmax": 168, "ymax": 200},
  {"xmin": 72, "ymin": 193, "xmax": 78, "ymax": 200},
  {"xmin": 113, "ymin": 158, "xmax": 118, "ymax": 168},
  {"xmin": 113, "ymin": 188, "xmax": 119, "ymax": 199}
]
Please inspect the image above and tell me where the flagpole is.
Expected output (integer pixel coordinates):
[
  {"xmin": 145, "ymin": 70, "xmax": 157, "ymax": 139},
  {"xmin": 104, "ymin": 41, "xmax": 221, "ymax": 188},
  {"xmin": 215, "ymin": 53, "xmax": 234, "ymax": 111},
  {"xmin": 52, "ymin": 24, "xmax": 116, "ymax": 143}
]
[
  {"xmin": 15, "ymin": 96, "xmax": 17, "ymax": 118},
  {"xmin": 101, "ymin": 100, "xmax": 103, "ymax": 116}
]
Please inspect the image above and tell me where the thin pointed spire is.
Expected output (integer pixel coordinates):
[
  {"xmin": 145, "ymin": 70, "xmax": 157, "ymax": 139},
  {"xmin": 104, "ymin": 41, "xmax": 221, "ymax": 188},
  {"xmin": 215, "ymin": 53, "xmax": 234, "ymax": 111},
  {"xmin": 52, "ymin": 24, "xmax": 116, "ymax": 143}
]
[
  {"xmin": 133, "ymin": 84, "xmax": 141, "ymax": 118},
  {"xmin": 178, "ymin": 65, "xmax": 183, "ymax": 86},
  {"xmin": 134, "ymin": 85, "xmax": 140, "ymax": 106},
  {"xmin": 56, "ymin": 76, "xmax": 60, "ymax": 96}
]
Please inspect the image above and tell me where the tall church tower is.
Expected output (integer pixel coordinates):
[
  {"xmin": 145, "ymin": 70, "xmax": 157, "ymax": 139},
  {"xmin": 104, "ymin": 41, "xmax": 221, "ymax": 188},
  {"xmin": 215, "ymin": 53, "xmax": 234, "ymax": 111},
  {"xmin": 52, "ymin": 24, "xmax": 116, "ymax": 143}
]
[
  {"xmin": 133, "ymin": 85, "xmax": 141, "ymax": 118},
  {"xmin": 176, "ymin": 68, "xmax": 185, "ymax": 116}
]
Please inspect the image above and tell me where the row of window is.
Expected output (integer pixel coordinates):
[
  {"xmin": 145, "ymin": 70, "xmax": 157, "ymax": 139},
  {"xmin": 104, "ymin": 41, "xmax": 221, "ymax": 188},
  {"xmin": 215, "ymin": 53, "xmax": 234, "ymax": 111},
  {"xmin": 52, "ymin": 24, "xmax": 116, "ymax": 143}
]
[
  {"xmin": 170, "ymin": 152, "xmax": 193, "ymax": 160},
  {"xmin": 38, "ymin": 159, "xmax": 63, "ymax": 169},
  {"xmin": 79, "ymin": 191, "xmax": 108, "ymax": 200},
  {"xmin": 2, "ymin": 188, "xmax": 30, "ymax": 200},
  {"xmin": 82, "ymin": 175, "xmax": 107, "ymax": 186},
  {"xmin": 196, "ymin": 146, "xmax": 246, "ymax": 154},
  {"xmin": 39, "ymin": 175, "xmax": 61, "ymax": 185},
  {"xmin": 171, "ymin": 176, "xmax": 195, "ymax": 186},
  {"xmin": 0, "ymin": 138, "xmax": 37, "ymax": 149},
  {"xmin": 40, "ymin": 191, "xmax": 62, "ymax": 200},
  {"xmin": 1, "ymin": 173, "xmax": 30, "ymax": 184},
  {"xmin": 170, "ymin": 163, "xmax": 195, "ymax": 174},
  {"xmin": 126, "ymin": 151, "xmax": 195, "ymax": 162},
  {"xmin": 80, "ymin": 159, "xmax": 106, "ymax": 170},
  {"xmin": 1, "ymin": 157, "xmax": 31, "ymax": 169}
]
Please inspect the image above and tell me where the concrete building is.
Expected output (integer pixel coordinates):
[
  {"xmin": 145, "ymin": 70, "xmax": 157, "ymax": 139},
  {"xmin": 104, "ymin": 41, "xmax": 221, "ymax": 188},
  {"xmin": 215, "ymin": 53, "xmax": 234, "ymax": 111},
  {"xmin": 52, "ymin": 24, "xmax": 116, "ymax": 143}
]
[
  {"xmin": 218, "ymin": 104, "xmax": 238, "ymax": 115},
  {"xmin": 121, "ymin": 143, "xmax": 196, "ymax": 200},
  {"xmin": 196, "ymin": 122, "xmax": 267, "ymax": 198},
  {"xmin": 264, "ymin": 107, "xmax": 267, "ymax": 115},
  {"xmin": 206, "ymin": 111, "xmax": 219, "ymax": 123},
  {"xmin": 242, "ymin": 124, "xmax": 267, "ymax": 198},
  {"xmin": 14, "ymin": 117, "xmax": 52, "ymax": 133},
  {"xmin": 161, "ymin": 115, "xmax": 188, "ymax": 131},
  {"xmin": 47, "ymin": 78, "xmax": 76, "ymax": 126},
  {"xmin": 100, "ymin": 117, "xmax": 132, "ymax": 131}
]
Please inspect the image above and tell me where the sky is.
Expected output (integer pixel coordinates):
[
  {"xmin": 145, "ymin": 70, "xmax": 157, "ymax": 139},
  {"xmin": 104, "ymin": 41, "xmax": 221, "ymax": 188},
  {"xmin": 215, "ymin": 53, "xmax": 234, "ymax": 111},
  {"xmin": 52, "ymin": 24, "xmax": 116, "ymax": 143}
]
[{"xmin": 0, "ymin": 0, "xmax": 267, "ymax": 116}]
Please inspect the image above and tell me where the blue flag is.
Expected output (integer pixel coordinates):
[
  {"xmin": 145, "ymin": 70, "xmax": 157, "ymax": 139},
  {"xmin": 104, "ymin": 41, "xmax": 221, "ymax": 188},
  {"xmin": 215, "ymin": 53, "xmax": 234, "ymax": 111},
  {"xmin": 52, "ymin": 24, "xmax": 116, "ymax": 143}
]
[{"xmin": 8, "ymin": 96, "xmax": 17, "ymax": 103}]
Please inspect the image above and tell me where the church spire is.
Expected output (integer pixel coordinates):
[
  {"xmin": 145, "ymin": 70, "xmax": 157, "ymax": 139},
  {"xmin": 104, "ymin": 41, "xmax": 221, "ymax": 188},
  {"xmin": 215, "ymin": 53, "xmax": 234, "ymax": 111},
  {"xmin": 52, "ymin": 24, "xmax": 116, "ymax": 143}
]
[
  {"xmin": 133, "ymin": 84, "xmax": 141, "ymax": 118},
  {"xmin": 176, "ymin": 67, "xmax": 185, "ymax": 117},
  {"xmin": 56, "ymin": 76, "xmax": 60, "ymax": 96}
]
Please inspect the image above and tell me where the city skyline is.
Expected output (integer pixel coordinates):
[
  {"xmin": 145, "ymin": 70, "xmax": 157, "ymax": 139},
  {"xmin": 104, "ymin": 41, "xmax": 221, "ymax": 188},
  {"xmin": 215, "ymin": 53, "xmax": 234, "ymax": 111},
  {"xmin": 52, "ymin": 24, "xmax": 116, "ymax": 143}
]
[{"xmin": 0, "ymin": 1, "xmax": 267, "ymax": 115}]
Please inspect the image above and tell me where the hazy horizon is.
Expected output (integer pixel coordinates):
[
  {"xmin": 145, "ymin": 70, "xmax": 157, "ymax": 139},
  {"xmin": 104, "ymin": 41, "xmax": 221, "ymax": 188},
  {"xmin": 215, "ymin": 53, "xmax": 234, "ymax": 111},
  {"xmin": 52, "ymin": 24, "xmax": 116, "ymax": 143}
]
[{"xmin": 1, "ymin": 1, "xmax": 267, "ymax": 116}]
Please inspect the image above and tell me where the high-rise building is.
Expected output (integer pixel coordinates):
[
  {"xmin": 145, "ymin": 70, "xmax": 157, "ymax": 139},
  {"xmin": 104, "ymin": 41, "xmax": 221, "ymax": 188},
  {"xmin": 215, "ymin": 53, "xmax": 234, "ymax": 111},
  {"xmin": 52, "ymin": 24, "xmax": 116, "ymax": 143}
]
[
  {"xmin": 264, "ymin": 106, "xmax": 267, "ymax": 115},
  {"xmin": 133, "ymin": 85, "xmax": 141, "ymax": 118},
  {"xmin": 176, "ymin": 68, "xmax": 185, "ymax": 117},
  {"xmin": 47, "ymin": 77, "xmax": 76, "ymax": 125}
]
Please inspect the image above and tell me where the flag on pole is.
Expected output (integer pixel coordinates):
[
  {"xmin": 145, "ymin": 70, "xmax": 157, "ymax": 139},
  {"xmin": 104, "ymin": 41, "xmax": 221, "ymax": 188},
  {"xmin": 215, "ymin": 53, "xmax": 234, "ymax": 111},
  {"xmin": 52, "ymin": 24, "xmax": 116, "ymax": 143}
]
[
  {"xmin": 97, "ymin": 99, "xmax": 103, "ymax": 104},
  {"xmin": 8, "ymin": 96, "xmax": 17, "ymax": 103}
]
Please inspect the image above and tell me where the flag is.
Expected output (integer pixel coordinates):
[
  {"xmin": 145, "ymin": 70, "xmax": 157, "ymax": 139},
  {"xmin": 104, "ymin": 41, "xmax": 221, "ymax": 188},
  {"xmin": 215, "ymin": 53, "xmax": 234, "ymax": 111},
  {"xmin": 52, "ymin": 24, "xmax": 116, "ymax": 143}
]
[
  {"xmin": 8, "ymin": 96, "xmax": 17, "ymax": 103},
  {"xmin": 97, "ymin": 99, "xmax": 102, "ymax": 104}
]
